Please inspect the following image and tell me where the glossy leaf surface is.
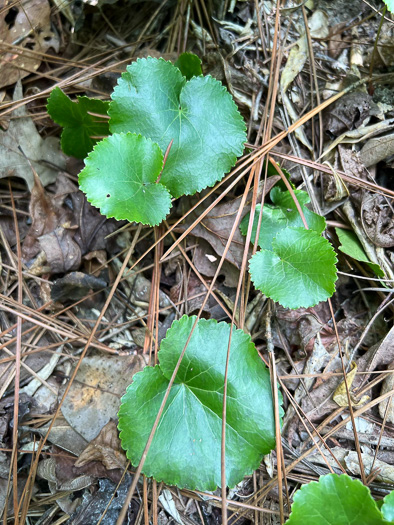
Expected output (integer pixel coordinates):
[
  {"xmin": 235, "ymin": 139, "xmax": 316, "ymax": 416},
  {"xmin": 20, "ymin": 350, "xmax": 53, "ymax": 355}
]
[
  {"xmin": 285, "ymin": 474, "xmax": 391, "ymax": 525},
  {"xmin": 109, "ymin": 58, "xmax": 246, "ymax": 198},
  {"xmin": 249, "ymin": 228, "xmax": 337, "ymax": 309},
  {"xmin": 240, "ymin": 188, "xmax": 325, "ymax": 250},
  {"xmin": 118, "ymin": 316, "xmax": 279, "ymax": 490},
  {"xmin": 79, "ymin": 133, "xmax": 172, "ymax": 226}
]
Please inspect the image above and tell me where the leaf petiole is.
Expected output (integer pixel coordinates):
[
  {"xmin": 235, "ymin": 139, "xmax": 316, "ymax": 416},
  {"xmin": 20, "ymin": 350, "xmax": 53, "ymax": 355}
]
[{"xmin": 156, "ymin": 138, "xmax": 174, "ymax": 184}]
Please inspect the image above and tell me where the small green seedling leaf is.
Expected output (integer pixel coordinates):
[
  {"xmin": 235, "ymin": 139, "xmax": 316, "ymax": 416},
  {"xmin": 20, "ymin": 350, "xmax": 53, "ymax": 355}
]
[
  {"xmin": 285, "ymin": 474, "xmax": 390, "ymax": 524},
  {"xmin": 109, "ymin": 57, "xmax": 246, "ymax": 198},
  {"xmin": 79, "ymin": 133, "xmax": 172, "ymax": 226},
  {"xmin": 174, "ymin": 52, "xmax": 203, "ymax": 79},
  {"xmin": 335, "ymin": 227, "xmax": 384, "ymax": 278},
  {"xmin": 240, "ymin": 188, "xmax": 326, "ymax": 250},
  {"xmin": 118, "ymin": 315, "xmax": 280, "ymax": 490},
  {"xmin": 381, "ymin": 491, "xmax": 394, "ymax": 522},
  {"xmin": 47, "ymin": 87, "xmax": 109, "ymax": 159},
  {"xmin": 249, "ymin": 228, "xmax": 337, "ymax": 309}
]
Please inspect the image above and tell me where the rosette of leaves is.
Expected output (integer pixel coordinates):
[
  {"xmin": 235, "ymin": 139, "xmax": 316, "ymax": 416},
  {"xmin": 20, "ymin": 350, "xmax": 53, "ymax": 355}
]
[
  {"xmin": 240, "ymin": 183, "xmax": 337, "ymax": 309},
  {"xmin": 285, "ymin": 474, "xmax": 394, "ymax": 524},
  {"xmin": 118, "ymin": 315, "xmax": 281, "ymax": 490},
  {"xmin": 107, "ymin": 57, "xmax": 246, "ymax": 200},
  {"xmin": 48, "ymin": 54, "xmax": 246, "ymax": 226}
]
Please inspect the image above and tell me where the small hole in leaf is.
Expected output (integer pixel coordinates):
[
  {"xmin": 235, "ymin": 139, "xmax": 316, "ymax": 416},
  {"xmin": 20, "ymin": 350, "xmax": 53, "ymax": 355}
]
[{"xmin": 106, "ymin": 194, "xmax": 110, "ymax": 198}]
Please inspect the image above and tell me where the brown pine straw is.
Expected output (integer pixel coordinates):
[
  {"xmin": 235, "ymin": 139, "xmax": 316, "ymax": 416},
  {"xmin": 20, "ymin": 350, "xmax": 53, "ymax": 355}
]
[
  {"xmin": 3, "ymin": 17, "xmax": 393, "ymax": 522},
  {"xmin": 115, "ymin": 71, "xmax": 369, "ymax": 518},
  {"xmin": 10, "ymin": 226, "xmax": 143, "ymax": 520}
]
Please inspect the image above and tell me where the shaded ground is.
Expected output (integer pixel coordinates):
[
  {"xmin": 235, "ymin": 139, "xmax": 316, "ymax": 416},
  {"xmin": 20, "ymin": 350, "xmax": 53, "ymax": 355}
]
[{"xmin": 0, "ymin": 0, "xmax": 394, "ymax": 523}]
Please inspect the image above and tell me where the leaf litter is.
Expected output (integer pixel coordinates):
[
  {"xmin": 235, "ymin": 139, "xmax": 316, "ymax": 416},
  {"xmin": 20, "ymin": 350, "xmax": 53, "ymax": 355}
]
[{"xmin": 0, "ymin": 0, "xmax": 394, "ymax": 523}]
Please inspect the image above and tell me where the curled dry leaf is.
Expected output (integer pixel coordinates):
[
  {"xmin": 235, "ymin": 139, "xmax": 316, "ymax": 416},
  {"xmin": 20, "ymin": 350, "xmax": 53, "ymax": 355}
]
[
  {"xmin": 75, "ymin": 420, "xmax": 127, "ymax": 471},
  {"xmin": 360, "ymin": 132, "xmax": 394, "ymax": 167},
  {"xmin": 333, "ymin": 361, "xmax": 369, "ymax": 408}
]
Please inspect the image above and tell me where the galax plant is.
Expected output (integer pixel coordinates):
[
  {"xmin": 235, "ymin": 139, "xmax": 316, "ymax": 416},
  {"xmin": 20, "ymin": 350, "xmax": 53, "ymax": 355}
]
[{"xmin": 47, "ymin": 53, "xmax": 391, "ymax": 523}]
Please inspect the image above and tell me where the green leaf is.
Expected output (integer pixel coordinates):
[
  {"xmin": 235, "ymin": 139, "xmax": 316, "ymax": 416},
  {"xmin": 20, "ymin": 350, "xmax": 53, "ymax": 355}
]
[
  {"xmin": 335, "ymin": 227, "xmax": 385, "ymax": 278},
  {"xmin": 109, "ymin": 57, "xmax": 246, "ymax": 198},
  {"xmin": 382, "ymin": 491, "xmax": 394, "ymax": 522},
  {"xmin": 285, "ymin": 474, "xmax": 388, "ymax": 525},
  {"xmin": 79, "ymin": 133, "xmax": 172, "ymax": 226},
  {"xmin": 249, "ymin": 228, "xmax": 337, "ymax": 309},
  {"xmin": 383, "ymin": 0, "xmax": 394, "ymax": 13},
  {"xmin": 267, "ymin": 161, "xmax": 295, "ymax": 191},
  {"xmin": 240, "ymin": 188, "xmax": 326, "ymax": 250},
  {"xmin": 174, "ymin": 52, "xmax": 202, "ymax": 80},
  {"xmin": 47, "ymin": 87, "xmax": 109, "ymax": 159},
  {"xmin": 118, "ymin": 315, "xmax": 280, "ymax": 490}
]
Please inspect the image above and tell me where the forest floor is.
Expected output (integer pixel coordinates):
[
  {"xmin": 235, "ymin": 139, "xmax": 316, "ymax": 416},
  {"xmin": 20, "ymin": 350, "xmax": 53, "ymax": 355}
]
[{"xmin": 0, "ymin": 0, "xmax": 394, "ymax": 523}]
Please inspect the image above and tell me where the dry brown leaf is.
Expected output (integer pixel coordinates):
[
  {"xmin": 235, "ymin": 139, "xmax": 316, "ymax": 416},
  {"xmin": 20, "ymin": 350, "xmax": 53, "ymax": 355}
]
[
  {"xmin": 0, "ymin": 82, "xmax": 65, "ymax": 189},
  {"xmin": 60, "ymin": 353, "xmax": 148, "ymax": 442},
  {"xmin": 360, "ymin": 132, "xmax": 394, "ymax": 167},
  {"xmin": 333, "ymin": 361, "xmax": 369, "ymax": 407},
  {"xmin": 0, "ymin": 0, "xmax": 59, "ymax": 88},
  {"xmin": 75, "ymin": 420, "xmax": 127, "ymax": 471},
  {"xmin": 280, "ymin": 34, "xmax": 308, "ymax": 95}
]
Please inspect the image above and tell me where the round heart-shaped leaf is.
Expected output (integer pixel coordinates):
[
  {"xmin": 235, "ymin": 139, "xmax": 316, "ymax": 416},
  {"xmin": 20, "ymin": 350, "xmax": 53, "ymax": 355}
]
[
  {"xmin": 285, "ymin": 474, "xmax": 389, "ymax": 525},
  {"xmin": 249, "ymin": 228, "xmax": 337, "ymax": 309},
  {"xmin": 240, "ymin": 188, "xmax": 326, "ymax": 250},
  {"xmin": 109, "ymin": 57, "xmax": 246, "ymax": 198},
  {"xmin": 79, "ymin": 133, "xmax": 172, "ymax": 226},
  {"xmin": 118, "ymin": 315, "xmax": 280, "ymax": 490}
]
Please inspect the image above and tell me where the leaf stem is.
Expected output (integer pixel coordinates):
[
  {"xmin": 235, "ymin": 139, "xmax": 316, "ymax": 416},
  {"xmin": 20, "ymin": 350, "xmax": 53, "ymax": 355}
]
[{"xmin": 156, "ymin": 139, "xmax": 174, "ymax": 184}]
